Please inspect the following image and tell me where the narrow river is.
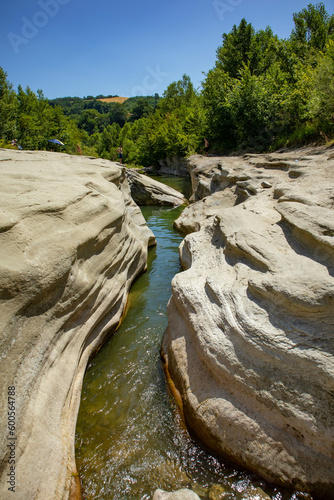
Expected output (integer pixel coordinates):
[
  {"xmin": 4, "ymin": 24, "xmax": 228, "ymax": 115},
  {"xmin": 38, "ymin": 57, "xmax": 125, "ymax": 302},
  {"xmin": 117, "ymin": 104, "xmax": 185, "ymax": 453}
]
[{"xmin": 75, "ymin": 178, "xmax": 301, "ymax": 500}]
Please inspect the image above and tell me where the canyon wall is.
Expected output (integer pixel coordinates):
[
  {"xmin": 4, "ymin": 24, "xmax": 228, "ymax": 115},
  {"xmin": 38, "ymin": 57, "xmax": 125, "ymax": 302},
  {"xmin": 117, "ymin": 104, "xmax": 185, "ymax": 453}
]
[
  {"xmin": 163, "ymin": 148, "xmax": 334, "ymax": 498},
  {"xmin": 0, "ymin": 150, "xmax": 155, "ymax": 499}
]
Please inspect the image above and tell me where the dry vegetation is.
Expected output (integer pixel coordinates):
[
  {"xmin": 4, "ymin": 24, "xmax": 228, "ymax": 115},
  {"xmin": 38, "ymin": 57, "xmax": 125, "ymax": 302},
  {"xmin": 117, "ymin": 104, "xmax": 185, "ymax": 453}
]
[{"xmin": 97, "ymin": 96, "xmax": 129, "ymax": 104}]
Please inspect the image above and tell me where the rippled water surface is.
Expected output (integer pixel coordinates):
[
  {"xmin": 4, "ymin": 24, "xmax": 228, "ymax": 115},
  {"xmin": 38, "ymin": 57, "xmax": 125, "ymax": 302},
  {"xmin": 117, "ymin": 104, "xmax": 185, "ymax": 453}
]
[{"xmin": 76, "ymin": 185, "xmax": 305, "ymax": 500}]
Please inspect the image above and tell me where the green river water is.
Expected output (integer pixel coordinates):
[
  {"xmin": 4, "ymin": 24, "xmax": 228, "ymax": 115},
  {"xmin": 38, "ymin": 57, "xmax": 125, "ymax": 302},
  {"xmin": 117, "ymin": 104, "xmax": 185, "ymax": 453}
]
[{"xmin": 75, "ymin": 177, "xmax": 306, "ymax": 500}]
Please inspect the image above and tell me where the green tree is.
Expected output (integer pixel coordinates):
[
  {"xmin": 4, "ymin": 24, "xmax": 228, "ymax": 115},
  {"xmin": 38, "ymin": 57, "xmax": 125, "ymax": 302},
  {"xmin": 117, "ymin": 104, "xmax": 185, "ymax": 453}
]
[
  {"xmin": 291, "ymin": 2, "xmax": 334, "ymax": 51},
  {"xmin": 216, "ymin": 20, "xmax": 281, "ymax": 78},
  {"xmin": 309, "ymin": 40, "xmax": 334, "ymax": 132},
  {"xmin": 202, "ymin": 66, "xmax": 236, "ymax": 147},
  {"xmin": 131, "ymin": 75, "xmax": 205, "ymax": 166},
  {"xmin": 0, "ymin": 67, "xmax": 17, "ymax": 142},
  {"xmin": 158, "ymin": 74, "xmax": 197, "ymax": 113},
  {"xmin": 98, "ymin": 122, "xmax": 121, "ymax": 159},
  {"xmin": 76, "ymin": 109, "xmax": 102, "ymax": 135},
  {"xmin": 16, "ymin": 85, "xmax": 41, "ymax": 149},
  {"xmin": 216, "ymin": 18, "xmax": 254, "ymax": 78},
  {"xmin": 202, "ymin": 4, "xmax": 334, "ymax": 152},
  {"xmin": 228, "ymin": 66, "xmax": 275, "ymax": 147},
  {"xmin": 250, "ymin": 27, "xmax": 280, "ymax": 76},
  {"xmin": 128, "ymin": 98, "xmax": 154, "ymax": 121},
  {"xmin": 108, "ymin": 103, "xmax": 127, "ymax": 127}
]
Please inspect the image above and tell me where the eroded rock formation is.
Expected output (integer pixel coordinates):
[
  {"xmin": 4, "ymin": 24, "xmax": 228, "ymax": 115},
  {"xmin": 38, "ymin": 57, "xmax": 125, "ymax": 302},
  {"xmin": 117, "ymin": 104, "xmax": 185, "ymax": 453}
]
[
  {"xmin": 125, "ymin": 167, "xmax": 187, "ymax": 206},
  {"xmin": 0, "ymin": 150, "xmax": 155, "ymax": 499},
  {"xmin": 163, "ymin": 148, "xmax": 334, "ymax": 498}
]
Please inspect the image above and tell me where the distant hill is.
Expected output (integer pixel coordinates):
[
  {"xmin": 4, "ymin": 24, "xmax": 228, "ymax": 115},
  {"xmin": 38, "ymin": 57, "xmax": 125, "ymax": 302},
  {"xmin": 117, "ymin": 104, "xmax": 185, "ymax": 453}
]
[{"xmin": 48, "ymin": 94, "xmax": 160, "ymax": 132}]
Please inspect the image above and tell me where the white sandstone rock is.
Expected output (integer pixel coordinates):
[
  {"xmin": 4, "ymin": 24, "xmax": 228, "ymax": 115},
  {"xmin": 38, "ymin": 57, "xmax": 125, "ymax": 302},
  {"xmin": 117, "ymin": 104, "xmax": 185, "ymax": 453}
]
[
  {"xmin": 163, "ymin": 147, "xmax": 334, "ymax": 498},
  {"xmin": 0, "ymin": 150, "xmax": 155, "ymax": 499},
  {"xmin": 125, "ymin": 167, "xmax": 187, "ymax": 206}
]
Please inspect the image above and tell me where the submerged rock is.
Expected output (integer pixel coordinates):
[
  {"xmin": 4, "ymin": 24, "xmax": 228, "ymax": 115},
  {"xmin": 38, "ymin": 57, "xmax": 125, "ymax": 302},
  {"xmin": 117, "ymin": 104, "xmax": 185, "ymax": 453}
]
[
  {"xmin": 125, "ymin": 167, "xmax": 187, "ymax": 206},
  {"xmin": 153, "ymin": 488, "xmax": 201, "ymax": 500},
  {"xmin": 163, "ymin": 147, "xmax": 334, "ymax": 498},
  {"xmin": 0, "ymin": 150, "xmax": 155, "ymax": 499},
  {"xmin": 208, "ymin": 484, "xmax": 227, "ymax": 500}
]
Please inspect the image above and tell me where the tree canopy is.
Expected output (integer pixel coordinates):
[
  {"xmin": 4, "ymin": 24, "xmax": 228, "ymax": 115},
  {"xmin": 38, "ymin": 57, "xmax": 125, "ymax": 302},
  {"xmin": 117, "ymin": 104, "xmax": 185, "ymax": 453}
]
[
  {"xmin": 202, "ymin": 2, "xmax": 334, "ymax": 151},
  {"xmin": 291, "ymin": 2, "xmax": 334, "ymax": 50}
]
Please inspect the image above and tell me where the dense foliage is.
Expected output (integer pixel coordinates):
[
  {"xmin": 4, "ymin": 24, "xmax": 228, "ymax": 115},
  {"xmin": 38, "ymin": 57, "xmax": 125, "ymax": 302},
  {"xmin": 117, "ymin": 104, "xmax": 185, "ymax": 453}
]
[
  {"xmin": 49, "ymin": 94, "xmax": 160, "ymax": 129},
  {"xmin": 0, "ymin": 69, "xmax": 92, "ymax": 154},
  {"xmin": 1, "ymin": 3, "xmax": 333, "ymax": 163},
  {"xmin": 202, "ymin": 2, "xmax": 334, "ymax": 151}
]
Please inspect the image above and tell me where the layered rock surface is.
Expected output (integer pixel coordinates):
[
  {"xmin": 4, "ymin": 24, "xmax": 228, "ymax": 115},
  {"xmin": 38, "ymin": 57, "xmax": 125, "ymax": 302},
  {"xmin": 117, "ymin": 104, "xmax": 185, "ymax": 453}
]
[
  {"xmin": 125, "ymin": 167, "xmax": 187, "ymax": 206},
  {"xmin": 163, "ymin": 148, "xmax": 334, "ymax": 498},
  {"xmin": 0, "ymin": 150, "xmax": 155, "ymax": 499}
]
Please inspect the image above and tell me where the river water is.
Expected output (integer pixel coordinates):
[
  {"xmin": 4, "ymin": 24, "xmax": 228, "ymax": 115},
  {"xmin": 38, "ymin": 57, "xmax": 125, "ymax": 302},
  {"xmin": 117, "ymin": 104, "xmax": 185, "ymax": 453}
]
[{"xmin": 75, "ymin": 177, "xmax": 304, "ymax": 500}]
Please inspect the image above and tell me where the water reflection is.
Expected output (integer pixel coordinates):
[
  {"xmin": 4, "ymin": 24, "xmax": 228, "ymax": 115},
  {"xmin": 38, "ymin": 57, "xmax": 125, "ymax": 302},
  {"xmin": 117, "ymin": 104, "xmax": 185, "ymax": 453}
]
[{"xmin": 149, "ymin": 175, "xmax": 193, "ymax": 200}]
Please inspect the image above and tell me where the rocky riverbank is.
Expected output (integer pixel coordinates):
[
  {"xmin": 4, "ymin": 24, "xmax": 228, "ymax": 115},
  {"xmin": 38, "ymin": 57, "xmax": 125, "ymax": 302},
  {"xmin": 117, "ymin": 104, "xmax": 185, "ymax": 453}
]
[
  {"xmin": 162, "ymin": 147, "xmax": 334, "ymax": 498},
  {"xmin": 0, "ymin": 150, "xmax": 160, "ymax": 499}
]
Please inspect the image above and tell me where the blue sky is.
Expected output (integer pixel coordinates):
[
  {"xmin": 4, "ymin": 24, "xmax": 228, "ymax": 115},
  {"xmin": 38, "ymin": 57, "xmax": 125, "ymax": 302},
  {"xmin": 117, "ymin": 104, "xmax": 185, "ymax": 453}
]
[{"xmin": 0, "ymin": 0, "xmax": 333, "ymax": 99}]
